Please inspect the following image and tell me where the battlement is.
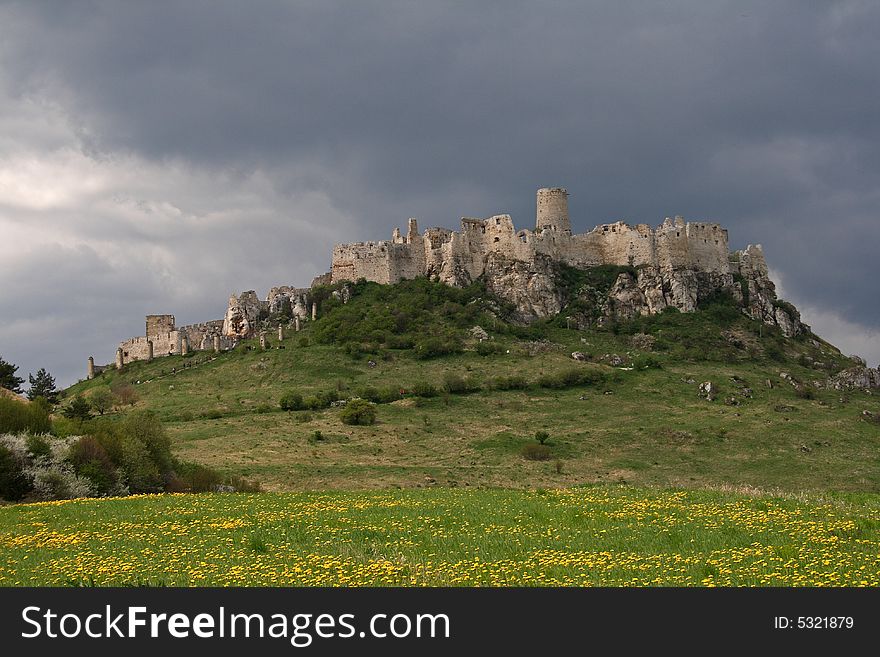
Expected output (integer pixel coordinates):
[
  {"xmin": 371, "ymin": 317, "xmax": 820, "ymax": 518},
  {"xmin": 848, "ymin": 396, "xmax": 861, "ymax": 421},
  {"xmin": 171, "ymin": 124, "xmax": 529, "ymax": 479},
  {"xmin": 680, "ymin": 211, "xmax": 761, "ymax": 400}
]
[{"xmin": 331, "ymin": 187, "xmax": 732, "ymax": 287}]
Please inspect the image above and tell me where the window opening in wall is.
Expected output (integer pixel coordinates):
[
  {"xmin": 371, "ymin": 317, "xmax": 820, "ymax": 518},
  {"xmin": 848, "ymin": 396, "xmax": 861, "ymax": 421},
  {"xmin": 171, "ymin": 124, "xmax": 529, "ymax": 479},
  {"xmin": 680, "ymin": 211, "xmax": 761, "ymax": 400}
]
[{"xmin": 493, "ymin": 237, "xmax": 500, "ymax": 243}]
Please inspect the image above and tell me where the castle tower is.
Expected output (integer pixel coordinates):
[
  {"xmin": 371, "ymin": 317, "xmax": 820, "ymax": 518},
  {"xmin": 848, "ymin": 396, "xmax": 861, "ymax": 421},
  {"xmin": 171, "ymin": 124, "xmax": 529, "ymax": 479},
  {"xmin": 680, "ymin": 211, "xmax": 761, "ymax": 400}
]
[
  {"xmin": 536, "ymin": 187, "xmax": 571, "ymax": 234},
  {"xmin": 115, "ymin": 348, "xmax": 124, "ymax": 371},
  {"xmin": 146, "ymin": 340, "xmax": 154, "ymax": 362},
  {"xmin": 213, "ymin": 335, "xmax": 221, "ymax": 353},
  {"xmin": 87, "ymin": 356, "xmax": 95, "ymax": 380}
]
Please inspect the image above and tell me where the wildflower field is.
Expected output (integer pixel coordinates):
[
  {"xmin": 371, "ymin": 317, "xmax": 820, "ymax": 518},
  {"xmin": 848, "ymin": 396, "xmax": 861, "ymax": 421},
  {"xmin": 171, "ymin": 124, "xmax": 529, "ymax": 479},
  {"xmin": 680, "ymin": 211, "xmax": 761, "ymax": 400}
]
[{"xmin": 1, "ymin": 486, "xmax": 878, "ymax": 586}]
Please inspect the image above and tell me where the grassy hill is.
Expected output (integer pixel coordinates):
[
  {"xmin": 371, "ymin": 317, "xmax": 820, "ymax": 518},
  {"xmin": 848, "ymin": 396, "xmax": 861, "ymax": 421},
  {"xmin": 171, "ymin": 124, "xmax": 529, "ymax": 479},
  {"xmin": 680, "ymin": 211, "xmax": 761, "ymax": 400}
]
[
  {"xmin": 2, "ymin": 487, "xmax": 878, "ymax": 586},
  {"xmin": 63, "ymin": 278, "xmax": 880, "ymax": 494}
]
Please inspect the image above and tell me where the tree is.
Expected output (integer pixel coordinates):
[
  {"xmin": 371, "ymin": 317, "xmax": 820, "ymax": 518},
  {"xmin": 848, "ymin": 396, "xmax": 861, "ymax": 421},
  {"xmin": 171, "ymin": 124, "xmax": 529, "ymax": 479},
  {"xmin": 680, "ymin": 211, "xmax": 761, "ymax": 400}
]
[
  {"xmin": 340, "ymin": 399, "xmax": 377, "ymax": 425},
  {"xmin": 535, "ymin": 430, "xmax": 550, "ymax": 445},
  {"xmin": 89, "ymin": 388, "xmax": 116, "ymax": 416},
  {"xmin": 0, "ymin": 356, "xmax": 24, "ymax": 394},
  {"xmin": 62, "ymin": 396, "xmax": 92, "ymax": 424},
  {"xmin": 27, "ymin": 368, "xmax": 58, "ymax": 403}
]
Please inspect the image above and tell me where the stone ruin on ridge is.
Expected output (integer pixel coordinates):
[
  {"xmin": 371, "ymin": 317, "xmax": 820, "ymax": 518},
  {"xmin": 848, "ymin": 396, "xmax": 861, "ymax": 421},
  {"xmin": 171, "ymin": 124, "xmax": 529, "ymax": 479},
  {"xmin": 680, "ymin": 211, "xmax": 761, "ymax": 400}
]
[{"xmin": 92, "ymin": 186, "xmax": 810, "ymax": 376}]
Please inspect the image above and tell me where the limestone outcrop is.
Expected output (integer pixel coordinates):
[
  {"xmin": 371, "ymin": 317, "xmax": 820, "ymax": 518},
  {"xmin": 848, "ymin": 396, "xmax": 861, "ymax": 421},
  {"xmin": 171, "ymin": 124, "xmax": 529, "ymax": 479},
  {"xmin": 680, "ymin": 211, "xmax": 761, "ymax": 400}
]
[
  {"xmin": 826, "ymin": 367, "xmax": 880, "ymax": 390},
  {"xmin": 482, "ymin": 254, "xmax": 563, "ymax": 322},
  {"xmin": 222, "ymin": 291, "xmax": 265, "ymax": 339}
]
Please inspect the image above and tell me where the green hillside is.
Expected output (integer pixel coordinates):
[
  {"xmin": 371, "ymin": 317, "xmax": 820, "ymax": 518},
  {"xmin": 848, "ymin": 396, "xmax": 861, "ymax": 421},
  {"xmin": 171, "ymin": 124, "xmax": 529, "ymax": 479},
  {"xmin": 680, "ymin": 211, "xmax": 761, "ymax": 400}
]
[{"xmin": 63, "ymin": 278, "xmax": 880, "ymax": 494}]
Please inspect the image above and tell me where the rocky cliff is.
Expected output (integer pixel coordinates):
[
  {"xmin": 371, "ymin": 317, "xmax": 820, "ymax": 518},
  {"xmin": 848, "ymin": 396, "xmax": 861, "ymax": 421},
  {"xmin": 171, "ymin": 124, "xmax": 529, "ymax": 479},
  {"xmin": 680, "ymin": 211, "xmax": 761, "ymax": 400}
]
[{"xmin": 477, "ymin": 247, "xmax": 807, "ymax": 337}]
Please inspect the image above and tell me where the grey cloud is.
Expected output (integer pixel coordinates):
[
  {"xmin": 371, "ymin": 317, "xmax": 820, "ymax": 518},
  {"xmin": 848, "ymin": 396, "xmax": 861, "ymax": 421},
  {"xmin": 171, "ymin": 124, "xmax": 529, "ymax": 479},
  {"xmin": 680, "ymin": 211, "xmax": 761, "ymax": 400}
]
[{"xmin": 0, "ymin": 1, "xmax": 878, "ymax": 385}]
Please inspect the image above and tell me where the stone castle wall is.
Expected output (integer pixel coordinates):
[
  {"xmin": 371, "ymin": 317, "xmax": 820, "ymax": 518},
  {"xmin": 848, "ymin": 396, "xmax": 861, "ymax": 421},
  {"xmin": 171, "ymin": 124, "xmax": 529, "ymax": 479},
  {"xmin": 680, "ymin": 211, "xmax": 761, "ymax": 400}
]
[
  {"xmin": 118, "ymin": 317, "xmax": 232, "ymax": 365},
  {"xmin": 330, "ymin": 189, "xmax": 732, "ymax": 287}
]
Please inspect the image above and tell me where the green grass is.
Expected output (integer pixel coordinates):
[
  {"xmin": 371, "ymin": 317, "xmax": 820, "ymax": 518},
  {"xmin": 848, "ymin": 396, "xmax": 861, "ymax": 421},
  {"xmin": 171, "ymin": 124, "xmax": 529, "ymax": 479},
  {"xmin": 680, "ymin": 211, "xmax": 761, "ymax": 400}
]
[
  {"xmin": 1, "ymin": 486, "xmax": 878, "ymax": 586},
  {"xmin": 63, "ymin": 320, "xmax": 878, "ymax": 494}
]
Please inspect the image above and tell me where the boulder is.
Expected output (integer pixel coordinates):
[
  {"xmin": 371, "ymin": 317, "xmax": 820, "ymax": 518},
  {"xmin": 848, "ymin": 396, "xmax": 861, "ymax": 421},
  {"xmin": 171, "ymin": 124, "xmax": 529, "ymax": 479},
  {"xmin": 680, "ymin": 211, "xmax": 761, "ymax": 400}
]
[
  {"xmin": 699, "ymin": 381, "xmax": 716, "ymax": 401},
  {"xmin": 827, "ymin": 367, "xmax": 880, "ymax": 390}
]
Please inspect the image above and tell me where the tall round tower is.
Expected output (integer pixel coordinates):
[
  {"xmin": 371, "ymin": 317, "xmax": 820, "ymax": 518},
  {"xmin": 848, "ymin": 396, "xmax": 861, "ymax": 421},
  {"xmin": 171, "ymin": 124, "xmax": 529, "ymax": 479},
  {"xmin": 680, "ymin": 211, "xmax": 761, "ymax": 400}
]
[{"xmin": 536, "ymin": 187, "xmax": 570, "ymax": 234}]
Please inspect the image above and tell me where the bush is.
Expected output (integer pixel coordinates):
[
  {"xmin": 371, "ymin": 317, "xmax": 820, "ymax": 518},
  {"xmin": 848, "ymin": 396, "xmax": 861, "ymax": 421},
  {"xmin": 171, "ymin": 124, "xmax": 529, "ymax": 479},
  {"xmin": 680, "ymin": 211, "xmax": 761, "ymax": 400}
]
[
  {"xmin": 443, "ymin": 373, "xmax": 480, "ymax": 394},
  {"xmin": 411, "ymin": 381, "xmax": 438, "ymax": 397},
  {"xmin": 537, "ymin": 368, "xmax": 606, "ymax": 389},
  {"xmin": 0, "ymin": 396, "xmax": 52, "ymax": 434},
  {"xmin": 535, "ymin": 430, "xmax": 550, "ymax": 445},
  {"xmin": 415, "ymin": 337, "xmax": 462, "ymax": 360},
  {"xmin": 25, "ymin": 434, "xmax": 52, "ymax": 460},
  {"xmin": 794, "ymin": 386, "xmax": 816, "ymax": 400},
  {"xmin": 491, "ymin": 375, "xmax": 529, "ymax": 390},
  {"xmin": 764, "ymin": 343, "xmax": 786, "ymax": 363},
  {"xmin": 0, "ymin": 443, "xmax": 32, "ymax": 501},
  {"xmin": 279, "ymin": 391, "xmax": 304, "ymax": 411},
  {"xmin": 303, "ymin": 396, "xmax": 324, "ymax": 411},
  {"xmin": 68, "ymin": 436, "xmax": 121, "ymax": 495},
  {"xmin": 31, "ymin": 464, "xmax": 96, "ymax": 500},
  {"xmin": 340, "ymin": 399, "xmax": 377, "ymax": 426},
  {"xmin": 632, "ymin": 355, "xmax": 662, "ymax": 370},
  {"xmin": 172, "ymin": 461, "xmax": 221, "ymax": 492},
  {"xmin": 476, "ymin": 341, "xmax": 504, "ymax": 356},
  {"xmin": 254, "ymin": 403, "xmax": 273, "ymax": 414},
  {"xmin": 111, "ymin": 381, "xmax": 139, "ymax": 406},
  {"xmin": 521, "ymin": 444, "xmax": 552, "ymax": 461},
  {"xmin": 201, "ymin": 409, "xmax": 224, "ymax": 420}
]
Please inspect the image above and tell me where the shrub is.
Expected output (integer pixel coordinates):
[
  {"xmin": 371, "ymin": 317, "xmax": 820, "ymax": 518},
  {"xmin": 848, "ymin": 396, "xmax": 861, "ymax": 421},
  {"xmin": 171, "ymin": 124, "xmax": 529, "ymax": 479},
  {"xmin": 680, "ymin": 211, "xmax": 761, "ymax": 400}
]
[
  {"xmin": 173, "ymin": 461, "xmax": 221, "ymax": 492},
  {"xmin": 535, "ymin": 430, "xmax": 550, "ymax": 445},
  {"xmin": 443, "ymin": 373, "xmax": 479, "ymax": 394},
  {"xmin": 537, "ymin": 368, "xmax": 605, "ymax": 389},
  {"xmin": 111, "ymin": 381, "xmax": 139, "ymax": 406},
  {"xmin": 254, "ymin": 403, "xmax": 273, "ymax": 414},
  {"xmin": 633, "ymin": 355, "xmax": 662, "ymax": 370},
  {"xmin": 25, "ymin": 434, "xmax": 52, "ymax": 460},
  {"xmin": 0, "ymin": 396, "xmax": 52, "ymax": 434},
  {"xmin": 0, "ymin": 443, "xmax": 32, "ymax": 501},
  {"xmin": 476, "ymin": 341, "xmax": 504, "ymax": 356},
  {"xmin": 491, "ymin": 375, "xmax": 529, "ymax": 390},
  {"xmin": 794, "ymin": 386, "xmax": 816, "ymax": 400},
  {"xmin": 414, "ymin": 337, "xmax": 461, "ymax": 360},
  {"xmin": 303, "ymin": 396, "xmax": 323, "ymax": 411},
  {"xmin": 279, "ymin": 391, "xmax": 304, "ymax": 411},
  {"xmin": 117, "ymin": 411, "xmax": 172, "ymax": 493},
  {"xmin": 521, "ymin": 444, "xmax": 552, "ymax": 461},
  {"xmin": 295, "ymin": 412, "xmax": 314, "ymax": 423},
  {"xmin": 340, "ymin": 399, "xmax": 377, "ymax": 426},
  {"xmin": 411, "ymin": 381, "xmax": 438, "ymax": 397},
  {"xmin": 68, "ymin": 436, "xmax": 121, "ymax": 495},
  {"xmin": 31, "ymin": 464, "xmax": 96, "ymax": 501},
  {"xmin": 201, "ymin": 409, "xmax": 224, "ymax": 420},
  {"xmin": 764, "ymin": 343, "xmax": 786, "ymax": 363}
]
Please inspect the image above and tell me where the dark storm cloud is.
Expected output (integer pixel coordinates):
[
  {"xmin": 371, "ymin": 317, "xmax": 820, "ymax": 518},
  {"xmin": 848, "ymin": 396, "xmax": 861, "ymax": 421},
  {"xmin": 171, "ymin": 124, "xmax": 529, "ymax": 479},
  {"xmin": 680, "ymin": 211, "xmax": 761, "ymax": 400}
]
[{"xmin": 1, "ymin": 1, "xmax": 878, "ymax": 386}]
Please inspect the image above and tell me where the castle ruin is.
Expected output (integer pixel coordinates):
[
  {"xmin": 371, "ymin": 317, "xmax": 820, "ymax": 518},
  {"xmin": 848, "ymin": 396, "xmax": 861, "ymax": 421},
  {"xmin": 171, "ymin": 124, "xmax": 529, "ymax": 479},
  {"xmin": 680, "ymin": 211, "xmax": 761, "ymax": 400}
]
[
  {"xmin": 94, "ymin": 186, "xmax": 805, "ymax": 376},
  {"xmin": 331, "ymin": 188, "xmax": 735, "ymax": 287}
]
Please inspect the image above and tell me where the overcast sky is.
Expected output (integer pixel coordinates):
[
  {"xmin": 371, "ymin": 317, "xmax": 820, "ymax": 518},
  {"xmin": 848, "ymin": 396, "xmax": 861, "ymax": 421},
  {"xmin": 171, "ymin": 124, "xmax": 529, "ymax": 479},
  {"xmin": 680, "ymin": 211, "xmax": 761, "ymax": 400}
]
[{"xmin": 1, "ymin": 1, "xmax": 878, "ymax": 389}]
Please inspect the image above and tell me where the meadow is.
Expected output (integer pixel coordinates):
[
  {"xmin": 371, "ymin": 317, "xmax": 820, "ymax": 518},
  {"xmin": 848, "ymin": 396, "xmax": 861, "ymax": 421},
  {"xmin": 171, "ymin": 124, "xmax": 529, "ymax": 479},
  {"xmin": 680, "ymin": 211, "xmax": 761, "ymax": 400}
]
[
  {"xmin": 65, "ymin": 325, "xmax": 880, "ymax": 494},
  {"xmin": 1, "ymin": 487, "xmax": 878, "ymax": 586}
]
